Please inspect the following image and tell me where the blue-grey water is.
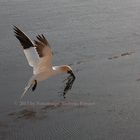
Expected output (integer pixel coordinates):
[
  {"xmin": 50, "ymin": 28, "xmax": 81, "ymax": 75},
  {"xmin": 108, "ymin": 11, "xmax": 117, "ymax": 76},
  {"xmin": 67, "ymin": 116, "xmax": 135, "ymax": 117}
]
[{"xmin": 1, "ymin": 0, "xmax": 140, "ymax": 139}]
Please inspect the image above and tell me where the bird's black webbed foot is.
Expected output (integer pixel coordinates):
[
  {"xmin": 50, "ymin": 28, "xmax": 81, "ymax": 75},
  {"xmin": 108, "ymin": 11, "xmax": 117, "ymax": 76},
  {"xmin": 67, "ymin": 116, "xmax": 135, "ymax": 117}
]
[{"xmin": 32, "ymin": 80, "xmax": 37, "ymax": 91}]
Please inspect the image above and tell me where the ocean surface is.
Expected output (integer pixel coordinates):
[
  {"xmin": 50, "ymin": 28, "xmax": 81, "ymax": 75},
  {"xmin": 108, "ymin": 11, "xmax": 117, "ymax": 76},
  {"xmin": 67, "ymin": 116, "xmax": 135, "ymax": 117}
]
[{"xmin": 1, "ymin": 0, "xmax": 140, "ymax": 139}]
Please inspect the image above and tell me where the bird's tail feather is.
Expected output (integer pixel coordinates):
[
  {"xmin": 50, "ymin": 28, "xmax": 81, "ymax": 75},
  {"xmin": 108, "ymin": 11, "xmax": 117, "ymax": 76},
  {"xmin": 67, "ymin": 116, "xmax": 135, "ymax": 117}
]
[
  {"xmin": 20, "ymin": 84, "xmax": 32, "ymax": 99},
  {"xmin": 20, "ymin": 77, "xmax": 35, "ymax": 99}
]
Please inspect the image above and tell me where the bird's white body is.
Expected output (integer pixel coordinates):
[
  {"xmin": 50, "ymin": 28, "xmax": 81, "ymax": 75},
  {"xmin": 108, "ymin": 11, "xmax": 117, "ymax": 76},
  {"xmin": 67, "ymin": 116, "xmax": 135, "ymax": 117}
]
[{"xmin": 33, "ymin": 67, "xmax": 61, "ymax": 82}]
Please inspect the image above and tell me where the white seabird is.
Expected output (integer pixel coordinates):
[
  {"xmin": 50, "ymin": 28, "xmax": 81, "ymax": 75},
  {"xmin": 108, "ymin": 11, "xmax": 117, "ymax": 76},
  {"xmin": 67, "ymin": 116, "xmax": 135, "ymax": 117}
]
[{"xmin": 13, "ymin": 26, "xmax": 75, "ymax": 99}]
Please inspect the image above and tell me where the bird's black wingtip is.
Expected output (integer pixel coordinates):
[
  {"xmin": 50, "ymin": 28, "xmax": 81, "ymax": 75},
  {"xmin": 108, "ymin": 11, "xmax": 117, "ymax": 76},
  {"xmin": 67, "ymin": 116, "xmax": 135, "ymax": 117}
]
[
  {"xmin": 63, "ymin": 71, "xmax": 76, "ymax": 98},
  {"xmin": 13, "ymin": 25, "xmax": 17, "ymax": 29},
  {"xmin": 13, "ymin": 25, "xmax": 20, "ymax": 32},
  {"xmin": 13, "ymin": 25, "xmax": 34, "ymax": 49},
  {"xmin": 13, "ymin": 25, "xmax": 20, "ymax": 36}
]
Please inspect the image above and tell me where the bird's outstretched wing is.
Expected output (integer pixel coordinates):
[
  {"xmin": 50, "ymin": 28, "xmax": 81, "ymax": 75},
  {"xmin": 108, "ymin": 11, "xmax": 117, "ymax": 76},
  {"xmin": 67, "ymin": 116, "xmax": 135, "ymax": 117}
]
[
  {"xmin": 34, "ymin": 34, "xmax": 53, "ymax": 74},
  {"xmin": 13, "ymin": 26, "xmax": 53, "ymax": 75},
  {"xmin": 13, "ymin": 26, "xmax": 39, "ymax": 69}
]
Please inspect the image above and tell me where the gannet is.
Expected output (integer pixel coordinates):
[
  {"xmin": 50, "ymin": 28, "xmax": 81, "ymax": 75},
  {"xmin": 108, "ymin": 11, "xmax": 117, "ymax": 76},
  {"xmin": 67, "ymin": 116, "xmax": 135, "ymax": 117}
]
[{"xmin": 13, "ymin": 26, "xmax": 75, "ymax": 99}]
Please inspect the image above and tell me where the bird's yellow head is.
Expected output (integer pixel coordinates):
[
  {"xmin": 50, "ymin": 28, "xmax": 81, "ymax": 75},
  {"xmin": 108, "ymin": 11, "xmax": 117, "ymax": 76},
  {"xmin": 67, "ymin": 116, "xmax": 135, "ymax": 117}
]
[{"xmin": 60, "ymin": 65, "xmax": 73, "ymax": 73}]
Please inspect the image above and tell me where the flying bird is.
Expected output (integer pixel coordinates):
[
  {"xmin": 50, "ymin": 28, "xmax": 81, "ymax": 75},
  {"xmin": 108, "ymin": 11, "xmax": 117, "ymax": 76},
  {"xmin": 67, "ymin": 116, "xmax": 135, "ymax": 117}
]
[{"xmin": 13, "ymin": 26, "xmax": 75, "ymax": 99}]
